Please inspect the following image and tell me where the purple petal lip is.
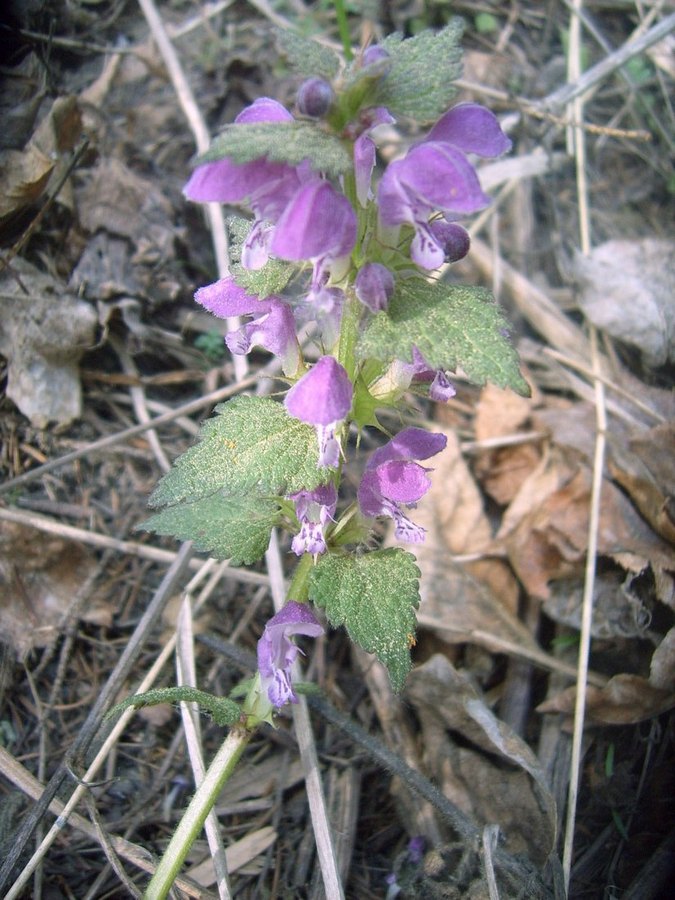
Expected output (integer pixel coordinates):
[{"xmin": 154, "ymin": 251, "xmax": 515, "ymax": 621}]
[
  {"xmin": 379, "ymin": 143, "xmax": 491, "ymax": 224},
  {"xmin": 289, "ymin": 483, "xmax": 338, "ymax": 517},
  {"xmin": 355, "ymin": 262, "xmax": 395, "ymax": 312},
  {"xmin": 366, "ymin": 427, "xmax": 448, "ymax": 470},
  {"xmin": 194, "ymin": 277, "xmax": 266, "ymax": 317},
  {"xmin": 263, "ymin": 600, "xmax": 323, "ymax": 633},
  {"xmin": 234, "ymin": 97, "xmax": 294, "ymax": 124},
  {"xmin": 284, "ymin": 356, "xmax": 353, "ymax": 426},
  {"xmin": 357, "ymin": 427, "xmax": 446, "ymax": 543},
  {"xmin": 424, "ymin": 102, "xmax": 512, "ymax": 157},
  {"xmin": 183, "ymin": 157, "xmax": 299, "ymax": 205},
  {"xmin": 371, "ymin": 459, "xmax": 431, "ymax": 504},
  {"xmin": 271, "ymin": 181, "xmax": 357, "ymax": 262}
]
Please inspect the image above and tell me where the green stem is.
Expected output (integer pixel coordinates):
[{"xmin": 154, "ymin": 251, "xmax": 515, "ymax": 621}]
[
  {"xmin": 287, "ymin": 552, "xmax": 315, "ymax": 602},
  {"xmin": 334, "ymin": 0, "xmax": 353, "ymax": 62},
  {"xmin": 144, "ymin": 727, "xmax": 252, "ymax": 899}
]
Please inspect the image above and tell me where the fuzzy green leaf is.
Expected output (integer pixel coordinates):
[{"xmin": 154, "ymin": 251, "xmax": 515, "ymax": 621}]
[
  {"xmin": 276, "ymin": 28, "xmax": 341, "ymax": 80},
  {"xmin": 105, "ymin": 688, "xmax": 241, "ymax": 726},
  {"xmin": 140, "ymin": 494, "xmax": 280, "ymax": 566},
  {"xmin": 150, "ymin": 397, "xmax": 328, "ymax": 507},
  {"xmin": 197, "ymin": 122, "xmax": 351, "ymax": 178},
  {"xmin": 374, "ymin": 21, "xmax": 464, "ymax": 121},
  {"xmin": 357, "ymin": 278, "xmax": 529, "ymax": 395},
  {"xmin": 228, "ymin": 217, "xmax": 295, "ymax": 297},
  {"xmin": 308, "ymin": 549, "xmax": 421, "ymax": 691}
]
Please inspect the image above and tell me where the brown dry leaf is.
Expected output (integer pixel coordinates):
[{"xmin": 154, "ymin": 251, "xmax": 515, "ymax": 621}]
[
  {"xmin": 76, "ymin": 157, "xmax": 176, "ymax": 266},
  {"xmin": 216, "ymin": 755, "xmax": 305, "ymax": 808},
  {"xmin": 475, "ymin": 384, "xmax": 532, "ymax": 442},
  {"xmin": 0, "ymin": 146, "xmax": 54, "ymax": 224},
  {"xmin": 187, "ymin": 826, "xmax": 277, "ymax": 884},
  {"xmin": 0, "ymin": 258, "xmax": 98, "ymax": 426},
  {"xmin": 477, "ymin": 442, "xmax": 543, "ymax": 507},
  {"xmin": 412, "ymin": 428, "xmax": 535, "ymax": 652},
  {"xmin": 573, "ymin": 239, "xmax": 675, "ymax": 367},
  {"xmin": 537, "ymin": 673, "xmax": 675, "ymax": 725},
  {"xmin": 543, "ymin": 571, "xmax": 652, "ymax": 639},
  {"xmin": 609, "ymin": 422, "xmax": 675, "ymax": 546},
  {"xmin": 650, "ymin": 627, "xmax": 675, "ymax": 691},
  {"xmin": 0, "ymin": 520, "xmax": 108, "ymax": 659},
  {"xmin": 498, "ymin": 446, "xmax": 674, "ymax": 601},
  {"xmin": 0, "ymin": 95, "xmax": 82, "ymax": 227},
  {"xmin": 407, "ymin": 654, "xmax": 557, "ymax": 864},
  {"xmin": 473, "ymin": 384, "xmax": 541, "ymax": 505},
  {"xmin": 414, "ymin": 429, "xmax": 518, "ymax": 624}
]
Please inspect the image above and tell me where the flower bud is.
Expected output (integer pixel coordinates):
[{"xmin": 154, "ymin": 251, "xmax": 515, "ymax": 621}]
[
  {"xmin": 297, "ymin": 78, "xmax": 334, "ymax": 118},
  {"xmin": 355, "ymin": 262, "xmax": 395, "ymax": 312},
  {"xmin": 428, "ymin": 221, "xmax": 470, "ymax": 263},
  {"xmin": 363, "ymin": 45, "xmax": 389, "ymax": 66}
]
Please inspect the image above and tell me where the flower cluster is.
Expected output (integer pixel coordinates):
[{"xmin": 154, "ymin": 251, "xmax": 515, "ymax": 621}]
[{"xmin": 183, "ymin": 43, "xmax": 512, "ymax": 708}]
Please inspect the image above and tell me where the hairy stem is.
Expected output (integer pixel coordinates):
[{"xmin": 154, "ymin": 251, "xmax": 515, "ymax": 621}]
[
  {"xmin": 144, "ymin": 727, "xmax": 252, "ymax": 899},
  {"xmin": 334, "ymin": 0, "xmax": 353, "ymax": 62}
]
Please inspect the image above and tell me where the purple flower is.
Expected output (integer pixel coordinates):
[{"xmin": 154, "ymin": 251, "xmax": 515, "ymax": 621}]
[
  {"xmin": 257, "ymin": 601, "xmax": 324, "ymax": 707},
  {"xmin": 378, "ymin": 102, "xmax": 511, "ymax": 269},
  {"xmin": 183, "ymin": 99, "xmax": 308, "ymax": 270},
  {"xmin": 358, "ymin": 427, "xmax": 447, "ymax": 543},
  {"xmin": 271, "ymin": 180, "xmax": 357, "ymax": 292},
  {"xmin": 355, "ymin": 262, "xmax": 395, "ymax": 312},
  {"xmin": 407, "ymin": 347, "xmax": 457, "ymax": 402},
  {"xmin": 194, "ymin": 277, "xmax": 299, "ymax": 375},
  {"xmin": 288, "ymin": 483, "xmax": 337, "ymax": 556},
  {"xmin": 424, "ymin": 102, "xmax": 512, "ymax": 157},
  {"xmin": 285, "ymin": 356, "xmax": 353, "ymax": 468}
]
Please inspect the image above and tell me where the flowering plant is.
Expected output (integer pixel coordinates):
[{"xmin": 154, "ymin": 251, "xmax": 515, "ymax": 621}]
[{"xmin": 133, "ymin": 18, "xmax": 526, "ymax": 895}]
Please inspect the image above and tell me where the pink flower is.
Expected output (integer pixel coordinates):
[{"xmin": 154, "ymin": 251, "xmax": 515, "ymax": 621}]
[
  {"xmin": 358, "ymin": 427, "xmax": 447, "ymax": 543},
  {"xmin": 257, "ymin": 602, "xmax": 324, "ymax": 707}
]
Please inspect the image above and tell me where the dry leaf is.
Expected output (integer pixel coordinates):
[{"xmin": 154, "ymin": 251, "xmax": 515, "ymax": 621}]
[
  {"xmin": 0, "ymin": 95, "xmax": 81, "ymax": 227},
  {"xmin": 473, "ymin": 384, "xmax": 541, "ymax": 505},
  {"xmin": 76, "ymin": 158, "xmax": 177, "ymax": 267},
  {"xmin": 0, "ymin": 146, "xmax": 54, "ymax": 223},
  {"xmin": 574, "ymin": 238, "xmax": 675, "ymax": 367},
  {"xmin": 0, "ymin": 521, "xmax": 107, "ymax": 659},
  {"xmin": 414, "ymin": 427, "xmax": 520, "ymax": 610},
  {"xmin": 0, "ymin": 258, "xmax": 97, "ymax": 426},
  {"xmin": 650, "ymin": 627, "xmax": 675, "ymax": 691},
  {"xmin": 475, "ymin": 384, "xmax": 532, "ymax": 442},
  {"xmin": 187, "ymin": 826, "xmax": 277, "ymax": 884},
  {"xmin": 498, "ymin": 448, "xmax": 674, "ymax": 601},
  {"xmin": 407, "ymin": 655, "xmax": 557, "ymax": 864},
  {"xmin": 537, "ymin": 673, "xmax": 675, "ymax": 725},
  {"xmin": 543, "ymin": 571, "xmax": 652, "ymax": 639},
  {"xmin": 609, "ymin": 422, "xmax": 675, "ymax": 546}
]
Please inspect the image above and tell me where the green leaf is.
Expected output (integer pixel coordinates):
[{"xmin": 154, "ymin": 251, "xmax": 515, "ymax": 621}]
[
  {"xmin": 150, "ymin": 396, "xmax": 328, "ymax": 507},
  {"xmin": 357, "ymin": 278, "xmax": 529, "ymax": 395},
  {"xmin": 373, "ymin": 21, "xmax": 464, "ymax": 121},
  {"xmin": 276, "ymin": 28, "xmax": 341, "ymax": 80},
  {"xmin": 140, "ymin": 494, "xmax": 280, "ymax": 565},
  {"xmin": 197, "ymin": 122, "xmax": 351, "ymax": 178},
  {"xmin": 308, "ymin": 549, "xmax": 421, "ymax": 691},
  {"xmin": 228, "ymin": 217, "xmax": 295, "ymax": 297},
  {"xmin": 105, "ymin": 688, "xmax": 241, "ymax": 727}
]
